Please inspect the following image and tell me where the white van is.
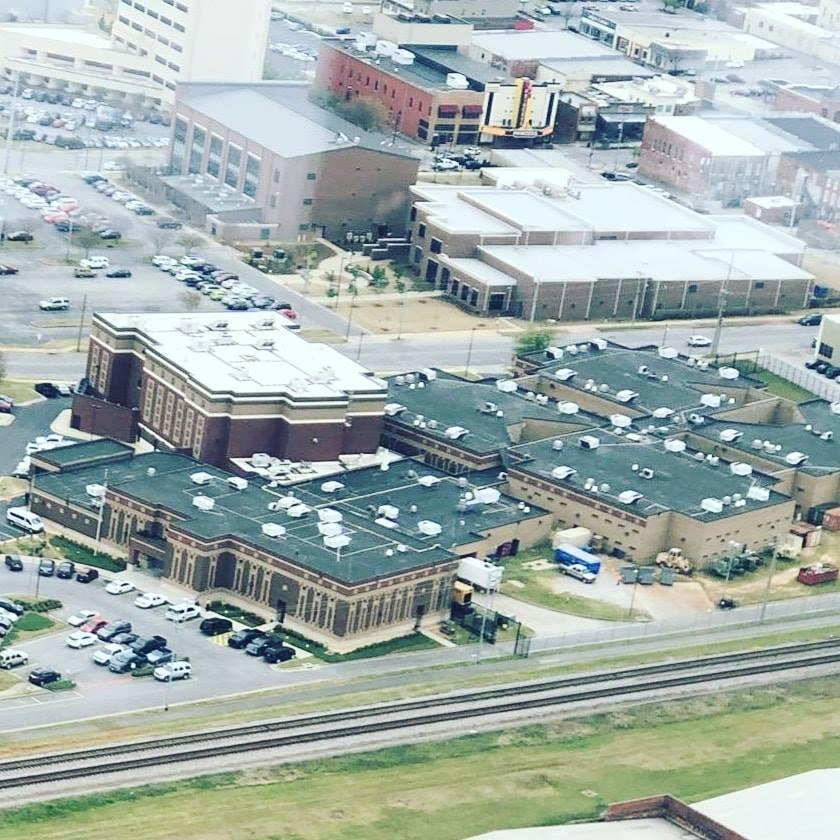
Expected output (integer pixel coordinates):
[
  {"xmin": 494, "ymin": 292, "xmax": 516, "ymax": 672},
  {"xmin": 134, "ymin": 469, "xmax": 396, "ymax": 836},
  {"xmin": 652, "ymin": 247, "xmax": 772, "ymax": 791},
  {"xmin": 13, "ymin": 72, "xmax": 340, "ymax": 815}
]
[
  {"xmin": 154, "ymin": 661, "xmax": 192, "ymax": 681},
  {"xmin": 6, "ymin": 507, "xmax": 44, "ymax": 534},
  {"xmin": 165, "ymin": 602, "xmax": 200, "ymax": 623},
  {"xmin": 0, "ymin": 649, "xmax": 29, "ymax": 670}
]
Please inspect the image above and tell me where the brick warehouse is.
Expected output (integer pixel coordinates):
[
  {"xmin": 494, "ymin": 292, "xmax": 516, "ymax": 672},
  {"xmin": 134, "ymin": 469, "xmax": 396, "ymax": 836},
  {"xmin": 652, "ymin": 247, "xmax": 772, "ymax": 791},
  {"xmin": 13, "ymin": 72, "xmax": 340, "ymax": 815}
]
[{"xmin": 73, "ymin": 312, "xmax": 388, "ymax": 470}]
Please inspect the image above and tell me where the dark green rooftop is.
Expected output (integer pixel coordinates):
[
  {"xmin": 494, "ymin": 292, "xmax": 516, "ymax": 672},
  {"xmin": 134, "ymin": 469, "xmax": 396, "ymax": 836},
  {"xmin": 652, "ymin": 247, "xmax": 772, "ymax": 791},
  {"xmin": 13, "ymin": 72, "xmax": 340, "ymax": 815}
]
[{"xmin": 34, "ymin": 438, "xmax": 134, "ymax": 470}]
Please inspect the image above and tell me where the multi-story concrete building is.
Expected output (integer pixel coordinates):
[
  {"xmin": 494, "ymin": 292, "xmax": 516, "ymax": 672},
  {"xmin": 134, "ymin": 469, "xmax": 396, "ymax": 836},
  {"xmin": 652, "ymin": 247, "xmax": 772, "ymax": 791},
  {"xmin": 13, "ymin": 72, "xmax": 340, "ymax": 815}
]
[
  {"xmin": 0, "ymin": 0, "xmax": 270, "ymax": 110},
  {"xmin": 29, "ymin": 442, "xmax": 549, "ymax": 640},
  {"xmin": 776, "ymin": 150, "xmax": 840, "ymax": 221},
  {"xmin": 742, "ymin": 2, "xmax": 840, "ymax": 67},
  {"xmin": 406, "ymin": 180, "xmax": 812, "ymax": 319},
  {"xmin": 381, "ymin": 0, "xmax": 521, "ymax": 21},
  {"xmin": 73, "ymin": 312, "xmax": 388, "ymax": 469},
  {"xmin": 164, "ymin": 81, "xmax": 419, "ymax": 242}
]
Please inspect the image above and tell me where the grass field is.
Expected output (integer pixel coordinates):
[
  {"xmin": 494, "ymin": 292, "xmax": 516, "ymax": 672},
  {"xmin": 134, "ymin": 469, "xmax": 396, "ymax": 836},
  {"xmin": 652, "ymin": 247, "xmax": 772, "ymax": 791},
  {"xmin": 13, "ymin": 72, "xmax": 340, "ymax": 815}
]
[
  {"xmin": 500, "ymin": 545, "xmax": 649, "ymax": 621},
  {"xmin": 0, "ymin": 380, "xmax": 39, "ymax": 404},
  {"xmin": 1, "ymin": 675, "xmax": 839, "ymax": 840},
  {"xmin": 747, "ymin": 368, "xmax": 814, "ymax": 403}
]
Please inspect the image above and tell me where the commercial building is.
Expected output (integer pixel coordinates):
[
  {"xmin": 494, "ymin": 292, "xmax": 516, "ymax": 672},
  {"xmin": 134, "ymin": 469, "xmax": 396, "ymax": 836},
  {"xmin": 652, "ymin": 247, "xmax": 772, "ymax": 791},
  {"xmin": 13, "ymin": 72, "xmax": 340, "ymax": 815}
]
[
  {"xmin": 553, "ymin": 91, "xmax": 651, "ymax": 145},
  {"xmin": 381, "ymin": 0, "xmax": 521, "ymax": 22},
  {"xmin": 593, "ymin": 75, "xmax": 700, "ymax": 116},
  {"xmin": 0, "ymin": 0, "xmax": 271, "ymax": 110},
  {"xmin": 165, "ymin": 81, "xmax": 418, "ymax": 242},
  {"xmin": 73, "ymin": 312, "xmax": 388, "ymax": 469},
  {"xmin": 772, "ymin": 83, "xmax": 840, "ymax": 123},
  {"xmin": 29, "ymin": 442, "xmax": 549, "ymax": 640},
  {"xmin": 537, "ymin": 56, "xmax": 655, "ymax": 94},
  {"xmin": 407, "ymin": 180, "xmax": 812, "ymax": 318},
  {"xmin": 777, "ymin": 150, "xmax": 840, "ymax": 221}
]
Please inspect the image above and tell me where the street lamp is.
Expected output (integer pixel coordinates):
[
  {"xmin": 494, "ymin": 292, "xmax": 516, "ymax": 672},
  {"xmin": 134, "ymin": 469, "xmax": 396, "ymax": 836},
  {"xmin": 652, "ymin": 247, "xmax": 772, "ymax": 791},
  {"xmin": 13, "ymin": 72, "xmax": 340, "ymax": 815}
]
[
  {"xmin": 759, "ymin": 536, "xmax": 779, "ymax": 624},
  {"xmin": 464, "ymin": 326, "xmax": 478, "ymax": 377},
  {"xmin": 710, "ymin": 252, "xmax": 735, "ymax": 358}
]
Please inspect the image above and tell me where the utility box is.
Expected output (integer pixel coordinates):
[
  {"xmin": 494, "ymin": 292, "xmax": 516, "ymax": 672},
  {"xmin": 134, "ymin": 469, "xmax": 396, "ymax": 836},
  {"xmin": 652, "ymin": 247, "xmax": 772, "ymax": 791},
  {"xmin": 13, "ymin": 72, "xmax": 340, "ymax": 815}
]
[
  {"xmin": 457, "ymin": 556, "xmax": 503, "ymax": 591},
  {"xmin": 552, "ymin": 526, "xmax": 592, "ymax": 550}
]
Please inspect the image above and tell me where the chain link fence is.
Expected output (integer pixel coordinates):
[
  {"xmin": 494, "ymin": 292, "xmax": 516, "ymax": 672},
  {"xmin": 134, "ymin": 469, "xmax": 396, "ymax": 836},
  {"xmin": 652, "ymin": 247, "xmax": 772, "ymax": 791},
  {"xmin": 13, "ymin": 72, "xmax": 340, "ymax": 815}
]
[{"xmin": 758, "ymin": 353, "xmax": 840, "ymax": 402}]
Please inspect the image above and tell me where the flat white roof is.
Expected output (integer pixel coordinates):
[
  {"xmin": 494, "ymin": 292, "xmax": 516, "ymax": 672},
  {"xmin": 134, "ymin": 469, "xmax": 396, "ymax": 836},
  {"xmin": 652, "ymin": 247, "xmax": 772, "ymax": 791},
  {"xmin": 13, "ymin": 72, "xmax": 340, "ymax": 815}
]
[
  {"xmin": 707, "ymin": 215, "xmax": 806, "ymax": 253},
  {"xmin": 471, "ymin": 820, "xmax": 686, "ymax": 839},
  {"xmin": 96, "ymin": 313, "xmax": 386, "ymax": 401},
  {"xmin": 471, "ymin": 31, "xmax": 616, "ymax": 61},
  {"xmin": 746, "ymin": 195, "xmax": 798, "ymax": 209},
  {"xmin": 695, "ymin": 769, "xmax": 840, "ymax": 840},
  {"xmin": 0, "ymin": 24, "xmax": 112, "ymax": 48},
  {"xmin": 440, "ymin": 257, "xmax": 516, "ymax": 287},
  {"xmin": 651, "ymin": 116, "xmax": 766, "ymax": 157},
  {"xmin": 483, "ymin": 167, "xmax": 573, "ymax": 192}
]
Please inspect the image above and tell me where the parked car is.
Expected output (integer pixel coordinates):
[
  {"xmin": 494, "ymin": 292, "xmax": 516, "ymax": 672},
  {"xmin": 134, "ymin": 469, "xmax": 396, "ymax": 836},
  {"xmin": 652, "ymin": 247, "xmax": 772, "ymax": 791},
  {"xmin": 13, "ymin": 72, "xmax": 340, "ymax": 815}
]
[
  {"xmin": 799, "ymin": 313, "xmax": 823, "ymax": 326},
  {"xmin": 81, "ymin": 616, "xmax": 108, "ymax": 634},
  {"xmin": 73, "ymin": 267, "xmax": 96, "ymax": 278},
  {"xmin": 38, "ymin": 558, "xmax": 56, "ymax": 577},
  {"xmin": 80, "ymin": 256, "xmax": 109, "ymax": 269},
  {"xmin": 39, "ymin": 297, "xmax": 70, "ymax": 311},
  {"xmin": 0, "ymin": 264, "xmax": 19, "ymax": 275},
  {"xmin": 105, "ymin": 579, "xmax": 135, "ymax": 595},
  {"xmin": 66, "ymin": 631, "xmax": 97, "ymax": 649},
  {"xmin": 245, "ymin": 636, "xmax": 272, "ymax": 656},
  {"xmin": 97, "ymin": 620, "xmax": 132, "ymax": 641},
  {"xmin": 99, "ymin": 229, "xmax": 122, "ymax": 240},
  {"xmin": 199, "ymin": 617, "xmax": 233, "ymax": 637},
  {"xmin": 134, "ymin": 592, "xmax": 167, "ymax": 609},
  {"xmin": 228, "ymin": 628, "xmax": 265, "ymax": 649},
  {"xmin": 0, "ymin": 649, "xmax": 29, "ymax": 669},
  {"xmin": 718, "ymin": 597, "xmax": 737, "ymax": 610},
  {"xmin": 111, "ymin": 631, "xmax": 139, "ymax": 646},
  {"xmin": 6, "ymin": 231, "xmax": 34, "ymax": 242},
  {"xmin": 56, "ymin": 560, "xmax": 75, "ymax": 579},
  {"xmin": 146, "ymin": 647, "xmax": 175, "ymax": 667},
  {"xmin": 130, "ymin": 635, "xmax": 167, "ymax": 655},
  {"xmin": 0, "ymin": 597, "xmax": 24, "ymax": 616},
  {"xmin": 156, "ymin": 217, "xmax": 182, "ymax": 229},
  {"xmin": 67, "ymin": 609, "xmax": 98, "ymax": 627},
  {"xmin": 0, "ymin": 399, "xmax": 12, "ymax": 414},
  {"xmin": 3, "ymin": 555, "xmax": 23, "ymax": 572},
  {"xmin": 28, "ymin": 667, "xmax": 61, "ymax": 687},
  {"xmin": 76, "ymin": 566, "xmax": 100, "ymax": 583},
  {"xmin": 687, "ymin": 335, "xmax": 712, "ymax": 347},
  {"xmin": 109, "ymin": 650, "xmax": 146, "ymax": 673},
  {"xmin": 263, "ymin": 642, "xmax": 296, "ymax": 664},
  {"xmin": 153, "ymin": 661, "xmax": 192, "ymax": 681},
  {"xmin": 93, "ymin": 642, "xmax": 126, "ymax": 666},
  {"xmin": 105, "ymin": 268, "xmax": 131, "ymax": 278},
  {"xmin": 165, "ymin": 602, "xmax": 200, "ymax": 623}
]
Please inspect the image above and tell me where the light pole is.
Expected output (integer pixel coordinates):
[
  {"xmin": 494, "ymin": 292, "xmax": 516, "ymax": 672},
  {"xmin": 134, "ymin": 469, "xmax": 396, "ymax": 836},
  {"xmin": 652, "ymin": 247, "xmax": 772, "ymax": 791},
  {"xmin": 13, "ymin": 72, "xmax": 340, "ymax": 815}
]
[
  {"xmin": 710, "ymin": 252, "xmax": 735, "ymax": 358},
  {"xmin": 164, "ymin": 671, "xmax": 173, "ymax": 711},
  {"xmin": 759, "ymin": 537, "xmax": 779, "ymax": 624},
  {"xmin": 627, "ymin": 567, "xmax": 639, "ymax": 618},
  {"xmin": 464, "ymin": 326, "xmax": 478, "ymax": 377},
  {"xmin": 355, "ymin": 331, "xmax": 365, "ymax": 362},
  {"xmin": 475, "ymin": 584, "xmax": 496, "ymax": 664}
]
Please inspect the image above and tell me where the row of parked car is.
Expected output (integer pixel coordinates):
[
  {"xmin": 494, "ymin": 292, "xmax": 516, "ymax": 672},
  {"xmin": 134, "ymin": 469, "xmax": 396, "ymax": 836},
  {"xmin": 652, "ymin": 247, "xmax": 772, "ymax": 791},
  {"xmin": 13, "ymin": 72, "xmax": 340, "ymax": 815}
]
[
  {"xmin": 152, "ymin": 254, "xmax": 300, "ymax": 320},
  {"xmin": 81, "ymin": 172, "xmax": 155, "ymax": 217}
]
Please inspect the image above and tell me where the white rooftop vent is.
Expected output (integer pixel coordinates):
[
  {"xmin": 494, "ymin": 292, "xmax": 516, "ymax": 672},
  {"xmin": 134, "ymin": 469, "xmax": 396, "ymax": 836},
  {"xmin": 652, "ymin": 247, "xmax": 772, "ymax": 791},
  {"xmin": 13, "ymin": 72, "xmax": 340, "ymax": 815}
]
[
  {"xmin": 417, "ymin": 475, "xmax": 441, "ymax": 488},
  {"xmin": 320, "ymin": 481, "xmax": 345, "ymax": 493},
  {"xmin": 254, "ymin": 318, "xmax": 274, "ymax": 330},
  {"xmin": 207, "ymin": 319, "xmax": 229, "ymax": 331},
  {"xmin": 190, "ymin": 472, "xmax": 213, "ymax": 486},
  {"xmin": 701, "ymin": 497, "xmax": 724, "ymax": 514},
  {"xmin": 652, "ymin": 407, "xmax": 673, "ymax": 419},
  {"xmin": 466, "ymin": 487, "xmax": 501, "ymax": 505},
  {"xmin": 558, "ymin": 401, "xmax": 580, "ymax": 415},
  {"xmin": 700, "ymin": 393, "xmax": 722, "ymax": 408},
  {"xmin": 615, "ymin": 389, "xmax": 639, "ymax": 403},
  {"xmin": 418, "ymin": 520, "xmax": 442, "ymax": 536},
  {"xmin": 227, "ymin": 477, "xmax": 248, "ymax": 491},
  {"xmin": 784, "ymin": 451, "xmax": 808, "ymax": 466},
  {"xmin": 719, "ymin": 367, "xmax": 740, "ymax": 380},
  {"xmin": 546, "ymin": 346, "xmax": 564, "ymax": 360},
  {"xmin": 618, "ymin": 490, "xmax": 643, "ymax": 504},
  {"xmin": 730, "ymin": 462, "xmax": 752, "ymax": 476},
  {"xmin": 831, "ymin": 402, "xmax": 840, "ymax": 415},
  {"xmin": 580, "ymin": 435, "xmax": 600, "ymax": 450},
  {"xmin": 275, "ymin": 494, "xmax": 298, "ymax": 509},
  {"xmin": 589, "ymin": 338, "xmax": 608, "ymax": 351},
  {"xmin": 719, "ymin": 429, "xmax": 743, "ymax": 443},
  {"xmin": 287, "ymin": 503, "xmax": 312, "ymax": 518},
  {"xmin": 377, "ymin": 504, "xmax": 399, "ymax": 520},
  {"xmin": 192, "ymin": 495, "xmax": 215, "ymax": 511},
  {"xmin": 496, "ymin": 379, "xmax": 517, "ymax": 393},
  {"xmin": 747, "ymin": 484, "xmax": 770, "ymax": 501},
  {"xmin": 658, "ymin": 346, "xmax": 678, "ymax": 359},
  {"xmin": 689, "ymin": 413, "xmax": 704, "ymax": 425},
  {"xmin": 446, "ymin": 72, "xmax": 469, "ymax": 89},
  {"xmin": 610, "ymin": 413, "xmax": 632, "ymax": 429},
  {"xmin": 85, "ymin": 483, "xmax": 106, "ymax": 498},
  {"xmin": 324, "ymin": 534, "xmax": 352, "ymax": 549},
  {"xmin": 375, "ymin": 517, "xmax": 399, "ymax": 529},
  {"xmin": 664, "ymin": 439, "xmax": 686, "ymax": 453},
  {"xmin": 261, "ymin": 523, "xmax": 287, "ymax": 538},
  {"xmin": 554, "ymin": 368, "xmax": 576, "ymax": 381},
  {"xmin": 318, "ymin": 521, "xmax": 343, "ymax": 537},
  {"xmin": 251, "ymin": 453, "xmax": 271, "ymax": 468},
  {"xmin": 444, "ymin": 426, "xmax": 469, "ymax": 440},
  {"xmin": 639, "ymin": 468, "xmax": 655, "ymax": 480},
  {"xmin": 551, "ymin": 466, "xmax": 576, "ymax": 480},
  {"xmin": 750, "ymin": 439, "xmax": 764, "ymax": 450},
  {"xmin": 552, "ymin": 439, "xmax": 564, "ymax": 451},
  {"xmin": 419, "ymin": 368, "xmax": 437, "ymax": 381},
  {"xmin": 565, "ymin": 344, "xmax": 579, "ymax": 355},
  {"xmin": 318, "ymin": 508, "xmax": 343, "ymax": 523}
]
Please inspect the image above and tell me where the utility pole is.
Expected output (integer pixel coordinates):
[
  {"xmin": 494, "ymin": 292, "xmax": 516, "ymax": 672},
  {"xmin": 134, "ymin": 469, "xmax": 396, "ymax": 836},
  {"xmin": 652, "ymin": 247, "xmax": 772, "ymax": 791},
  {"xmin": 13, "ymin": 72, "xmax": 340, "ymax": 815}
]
[
  {"xmin": 1, "ymin": 72, "xmax": 20, "ymax": 177},
  {"xmin": 75, "ymin": 293, "xmax": 88, "ymax": 352},
  {"xmin": 710, "ymin": 253, "xmax": 734, "ymax": 358},
  {"xmin": 464, "ymin": 326, "xmax": 477, "ymax": 377},
  {"xmin": 759, "ymin": 538, "xmax": 779, "ymax": 624},
  {"xmin": 65, "ymin": 216, "xmax": 74, "ymax": 262}
]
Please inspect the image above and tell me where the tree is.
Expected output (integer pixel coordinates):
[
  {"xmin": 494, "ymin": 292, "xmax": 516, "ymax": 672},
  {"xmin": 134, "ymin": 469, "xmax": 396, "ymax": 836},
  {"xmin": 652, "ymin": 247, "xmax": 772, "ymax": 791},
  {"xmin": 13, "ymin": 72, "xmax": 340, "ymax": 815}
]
[
  {"xmin": 177, "ymin": 232, "xmax": 203, "ymax": 255},
  {"xmin": 371, "ymin": 265, "xmax": 388, "ymax": 290},
  {"xmin": 75, "ymin": 228, "xmax": 102, "ymax": 259},
  {"xmin": 151, "ymin": 230, "xmax": 173, "ymax": 255},
  {"xmin": 178, "ymin": 290, "xmax": 202, "ymax": 312},
  {"xmin": 515, "ymin": 328, "xmax": 553, "ymax": 356},
  {"xmin": 662, "ymin": 0, "xmax": 681, "ymax": 9}
]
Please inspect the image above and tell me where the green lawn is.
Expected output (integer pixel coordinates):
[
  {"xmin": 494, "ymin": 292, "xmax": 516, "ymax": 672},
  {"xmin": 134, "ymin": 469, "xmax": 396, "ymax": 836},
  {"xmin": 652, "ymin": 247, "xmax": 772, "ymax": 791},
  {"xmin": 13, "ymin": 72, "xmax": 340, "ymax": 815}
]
[
  {"xmin": 281, "ymin": 629, "xmax": 440, "ymax": 663},
  {"xmin": 1, "ymin": 675, "xmax": 839, "ymax": 840},
  {"xmin": 748, "ymin": 368, "xmax": 814, "ymax": 403},
  {"xmin": 0, "ymin": 380, "xmax": 39, "ymax": 404},
  {"xmin": 0, "ymin": 612, "xmax": 56, "ymax": 650},
  {"xmin": 48, "ymin": 535, "xmax": 126, "ymax": 573},
  {"xmin": 500, "ymin": 544, "xmax": 649, "ymax": 621}
]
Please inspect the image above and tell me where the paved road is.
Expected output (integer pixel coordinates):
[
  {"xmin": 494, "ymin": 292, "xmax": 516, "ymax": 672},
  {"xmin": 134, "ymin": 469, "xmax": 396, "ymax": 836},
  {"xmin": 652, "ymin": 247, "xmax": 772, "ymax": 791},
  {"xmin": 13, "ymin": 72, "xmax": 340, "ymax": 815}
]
[{"xmin": 0, "ymin": 397, "xmax": 70, "ymax": 476}]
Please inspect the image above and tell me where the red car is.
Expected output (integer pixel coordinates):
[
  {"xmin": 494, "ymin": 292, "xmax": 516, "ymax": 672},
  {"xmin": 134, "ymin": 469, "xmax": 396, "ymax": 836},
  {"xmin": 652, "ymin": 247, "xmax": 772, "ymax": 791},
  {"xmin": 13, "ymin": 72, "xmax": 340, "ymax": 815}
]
[
  {"xmin": 81, "ymin": 617, "xmax": 108, "ymax": 634},
  {"xmin": 0, "ymin": 400, "xmax": 12, "ymax": 415}
]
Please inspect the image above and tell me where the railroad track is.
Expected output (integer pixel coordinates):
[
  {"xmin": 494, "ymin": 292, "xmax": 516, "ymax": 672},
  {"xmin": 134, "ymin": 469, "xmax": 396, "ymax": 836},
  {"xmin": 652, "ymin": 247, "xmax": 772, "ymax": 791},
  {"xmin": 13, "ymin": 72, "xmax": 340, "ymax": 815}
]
[{"xmin": 1, "ymin": 638, "xmax": 838, "ymax": 791}]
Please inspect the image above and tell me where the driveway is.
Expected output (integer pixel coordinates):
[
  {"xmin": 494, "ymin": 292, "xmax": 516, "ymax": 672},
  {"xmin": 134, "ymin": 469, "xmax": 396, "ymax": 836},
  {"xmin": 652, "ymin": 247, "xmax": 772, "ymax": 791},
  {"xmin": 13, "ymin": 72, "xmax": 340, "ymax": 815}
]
[{"xmin": 0, "ymin": 397, "xmax": 70, "ymax": 476}]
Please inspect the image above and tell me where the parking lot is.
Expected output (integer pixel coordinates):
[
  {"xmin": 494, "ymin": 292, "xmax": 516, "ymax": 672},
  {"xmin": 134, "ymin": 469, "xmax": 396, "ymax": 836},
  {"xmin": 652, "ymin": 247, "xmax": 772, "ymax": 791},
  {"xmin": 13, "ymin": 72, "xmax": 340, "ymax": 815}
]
[{"xmin": 0, "ymin": 559, "xmax": 299, "ymax": 726}]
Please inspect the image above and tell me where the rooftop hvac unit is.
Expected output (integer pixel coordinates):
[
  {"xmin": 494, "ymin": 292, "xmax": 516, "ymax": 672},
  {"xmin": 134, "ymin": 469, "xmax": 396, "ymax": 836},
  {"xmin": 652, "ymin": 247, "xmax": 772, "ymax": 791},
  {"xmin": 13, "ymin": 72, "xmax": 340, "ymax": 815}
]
[
  {"xmin": 227, "ymin": 477, "xmax": 248, "ymax": 491},
  {"xmin": 700, "ymin": 393, "xmax": 722, "ymax": 408},
  {"xmin": 652, "ymin": 407, "xmax": 673, "ymax": 419},
  {"xmin": 318, "ymin": 508, "xmax": 343, "ymax": 523},
  {"xmin": 417, "ymin": 475, "xmax": 441, "ymax": 488},
  {"xmin": 207, "ymin": 320, "xmax": 229, "ymax": 331},
  {"xmin": 822, "ymin": 431, "xmax": 834, "ymax": 441},
  {"xmin": 552, "ymin": 439, "xmax": 564, "ymax": 451},
  {"xmin": 719, "ymin": 367, "xmax": 740, "ymax": 380},
  {"xmin": 462, "ymin": 487, "xmax": 501, "ymax": 506},
  {"xmin": 190, "ymin": 472, "xmax": 213, "ymax": 486},
  {"xmin": 275, "ymin": 494, "xmax": 299, "ymax": 509},
  {"xmin": 718, "ymin": 429, "xmax": 743, "ymax": 443},
  {"xmin": 391, "ymin": 48, "xmax": 415, "ymax": 65},
  {"xmin": 610, "ymin": 413, "xmax": 632, "ymax": 429},
  {"xmin": 658, "ymin": 346, "xmax": 678, "ymax": 359},
  {"xmin": 589, "ymin": 338, "xmax": 608, "ymax": 351},
  {"xmin": 320, "ymin": 481, "xmax": 345, "ymax": 493},
  {"xmin": 689, "ymin": 413, "xmax": 704, "ymax": 425},
  {"xmin": 251, "ymin": 453, "xmax": 271, "ymax": 468},
  {"xmin": 254, "ymin": 318, "xmax": 274, "ymax": 330},
  {"xmin": 615, "ymin": 389, "xmax": 639, "ymax": 403},
  {"xmin": 580, "ymin": 435, "xmax": 600, "ymax": 450},
  {"xmin": 444, "ymin": 425, "xmax": 469, "ymax": 440},
  {"xmin": 496, "ymin": 379, "xmax": 517, "ymax": 393},
  {"xmin": 551, "ymin": 466, "xmax": 576, "ymax": 480},
  {"xmin": 384, "ymin": 403, "xmax": 407, "ymax": 417},
  {"xmin": 446, "ymin": 72, "xmax": 468, "ymax": 89},
  {"xmin": 831, "ymin": 402, "xmax": 840, "ymax": 415},
  {"xmin": 664, "ymin": 439, "xmax": 686, "ymax": 453},
  {"xmin": 701, "ymin": 497, "xmax": 724, "ymax": 514},
  {"xmin": 558, "ymin": 401, "xmax": 579, "ymax": 415},
  {"xmin": 618, "ymin": 490, "xmax": 643, "ymax": 504},
  {"xmin": 730, "ymin": 462, "xmax": 753, "ymax": 476},
  {"xmin": 479, "ymin": 401, "xmax": 498, "ymax": 414},
  {"xmin": 750, "ymin": 439, "xmax": 764, "ymax": 450},
  {"xmin": 545, "ymin": 346, "xmax": 564, "ymax": 360},
  {"xmin": 85, "ymin": 483, "xmax": 106, "ymax": 498},
  {"xmin": 640, "ymin": 468, "xmax": 655, "ymax": 479},
  {"xmin": 192, "ymin": 495, "xmax": 215, "ymax": 511},
  {"xmin": 747, "ymin": 484, "xmax": 770, "ymax": 502},
  {"xmin": 418, "ymin": 520, "xmax": 442, "ymax": 536},
  {"xmin": 784, "ymin": 451, "xmax": 808, "ymax": 466},
  {"xmin": 377, "ymin": 504, "xmax": 399, "ymax": 520},
  {"xmin": 554, "ymin": 368, "xmax": 576, "ymax": 382},
  {"xmin": 146, "ymin": 468, "xmax": 156, "ymax": 477},
  {"xmin": 375, "ymin": 39, "xmax": 397, "ymax": 55},
  {"xmin": 261, "ymin": 523, "xmax": 286, "ymax": 538},
  {"xmin": 287, "ymin": 503, "xmax": 312, "ymax": 518},
  {"xmin": 324, "ymin": 534, "xmax": 351, "ymax": 549},
  {"xmin": 428, "ymin": 419, "xmax": 439, "ymax": 429},
  {"xmin": 375, "ymin": 516, "xmax": 399, "ymax": 529},
  {"xmin": 256, "ymin": 338, "xmax": 275, "ymax": 350},
  {"xmin": 318, "ymin": 521, "xmax": 343, "ymax": 537}
]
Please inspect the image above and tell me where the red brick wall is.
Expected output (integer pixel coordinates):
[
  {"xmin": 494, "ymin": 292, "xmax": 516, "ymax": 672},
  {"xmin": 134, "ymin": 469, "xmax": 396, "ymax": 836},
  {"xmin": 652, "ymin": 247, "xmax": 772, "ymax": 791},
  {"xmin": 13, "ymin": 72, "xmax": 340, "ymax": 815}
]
[
  {"xmin": 604, "ymin": 794, "xmax": 748, "ymax": 839},
  {"xmin": 773, "ymin": 87, "xmax": 822, "ymax": 114},
  {"xmin": 638, "ymin": 120, "xmax": 709, "ymax": 195},
  {"xmin": 71, "ymin": 394, "xmax": 139, "ymax": 442}
]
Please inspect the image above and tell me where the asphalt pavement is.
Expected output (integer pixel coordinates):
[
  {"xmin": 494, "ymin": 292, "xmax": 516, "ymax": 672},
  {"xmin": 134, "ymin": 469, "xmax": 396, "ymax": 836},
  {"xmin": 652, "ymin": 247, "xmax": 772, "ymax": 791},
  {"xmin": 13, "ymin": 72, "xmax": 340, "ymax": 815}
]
[{"xmin": 0, "ymin": 396, "xmax": 70, "ymax": 476}]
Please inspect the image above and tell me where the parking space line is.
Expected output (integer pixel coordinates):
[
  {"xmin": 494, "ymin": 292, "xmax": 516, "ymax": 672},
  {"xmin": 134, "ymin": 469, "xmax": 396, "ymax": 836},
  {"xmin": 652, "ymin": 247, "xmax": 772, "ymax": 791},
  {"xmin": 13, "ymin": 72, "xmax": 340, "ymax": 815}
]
[{"xmin": 208, "ymin": 632, "xmax": 233, "ymax": 646}]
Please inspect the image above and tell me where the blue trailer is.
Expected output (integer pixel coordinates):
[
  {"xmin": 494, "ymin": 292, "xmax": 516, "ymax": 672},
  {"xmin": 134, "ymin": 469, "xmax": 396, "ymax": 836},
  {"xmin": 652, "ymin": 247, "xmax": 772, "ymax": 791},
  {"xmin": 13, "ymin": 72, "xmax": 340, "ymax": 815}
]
[{"xmin": 554, "ymin": 544, "xmax": 601, "ymax": 575}]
